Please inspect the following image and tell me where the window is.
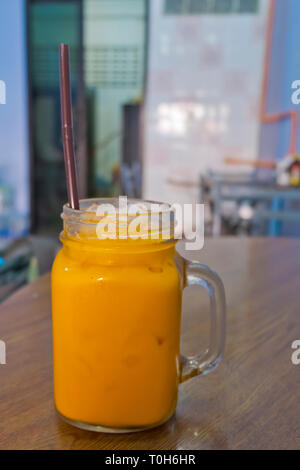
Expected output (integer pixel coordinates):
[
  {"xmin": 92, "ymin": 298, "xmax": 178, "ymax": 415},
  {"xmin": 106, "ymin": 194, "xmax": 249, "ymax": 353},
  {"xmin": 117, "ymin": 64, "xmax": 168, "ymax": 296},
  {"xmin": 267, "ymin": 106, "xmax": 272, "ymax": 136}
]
[
  {"xmin": 164, "ymin": 0, "xmax": 259, "ymax": 15},
  {"xmin": 165, "ymin": 0, "xmax": 183, "ymax": 14}
]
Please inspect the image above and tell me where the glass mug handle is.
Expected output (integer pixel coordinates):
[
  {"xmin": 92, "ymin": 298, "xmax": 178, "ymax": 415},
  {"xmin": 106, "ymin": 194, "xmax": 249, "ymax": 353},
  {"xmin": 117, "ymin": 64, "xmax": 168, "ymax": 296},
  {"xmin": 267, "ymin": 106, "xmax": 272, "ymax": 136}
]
[{"xmin": 179, "ymin": 258, "xmax": 226, "ymax": 383}]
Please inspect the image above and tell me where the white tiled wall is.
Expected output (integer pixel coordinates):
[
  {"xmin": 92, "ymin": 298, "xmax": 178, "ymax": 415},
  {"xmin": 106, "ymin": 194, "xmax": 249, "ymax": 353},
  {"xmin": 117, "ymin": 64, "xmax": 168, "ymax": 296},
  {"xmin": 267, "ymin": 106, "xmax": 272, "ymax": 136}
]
[{"xmin": 143, "ymin": 0, "xmax": 269, "ymax": 204}]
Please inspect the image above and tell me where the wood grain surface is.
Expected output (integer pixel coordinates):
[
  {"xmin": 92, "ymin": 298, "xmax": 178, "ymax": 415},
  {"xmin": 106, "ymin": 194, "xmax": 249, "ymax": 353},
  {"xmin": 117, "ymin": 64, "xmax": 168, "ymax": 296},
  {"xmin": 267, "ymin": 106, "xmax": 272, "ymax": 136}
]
[{"xmin": 0, "ymin": 238, "xmax": 300, "ymax": 450}]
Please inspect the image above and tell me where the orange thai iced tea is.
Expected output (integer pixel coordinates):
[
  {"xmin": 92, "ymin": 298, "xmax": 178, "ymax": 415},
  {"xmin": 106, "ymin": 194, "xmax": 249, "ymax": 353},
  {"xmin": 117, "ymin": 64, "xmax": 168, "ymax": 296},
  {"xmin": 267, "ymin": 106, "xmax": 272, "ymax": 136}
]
[
  {"xmin": 51, "ymin": 199, "xmax": 182, "ymax": 431},
  {"xmin": 52, "ymin": 198, "xmax": 226, "ymax": 432}
]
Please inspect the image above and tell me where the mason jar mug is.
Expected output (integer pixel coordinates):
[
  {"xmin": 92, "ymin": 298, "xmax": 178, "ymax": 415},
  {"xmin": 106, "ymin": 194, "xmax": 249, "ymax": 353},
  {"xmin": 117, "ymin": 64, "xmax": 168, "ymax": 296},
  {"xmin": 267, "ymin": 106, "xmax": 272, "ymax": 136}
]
[{"xmin": 51, "ymin": 198, "xmax": 226, "ymax": 432}]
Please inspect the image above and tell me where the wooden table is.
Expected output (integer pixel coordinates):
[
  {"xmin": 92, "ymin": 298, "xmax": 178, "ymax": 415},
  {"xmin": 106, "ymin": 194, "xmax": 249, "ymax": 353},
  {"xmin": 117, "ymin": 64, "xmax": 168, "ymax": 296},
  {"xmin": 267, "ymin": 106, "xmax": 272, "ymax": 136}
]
[{"xmin": 0, "ymin": 238, "xmax": 300, "ymax": 450}]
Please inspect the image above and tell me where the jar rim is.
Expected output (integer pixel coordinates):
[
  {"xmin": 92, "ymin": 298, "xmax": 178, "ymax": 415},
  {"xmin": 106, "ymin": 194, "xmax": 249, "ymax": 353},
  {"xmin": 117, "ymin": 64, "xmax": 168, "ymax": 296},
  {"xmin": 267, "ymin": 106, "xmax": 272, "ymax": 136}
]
[
  {"xmin": 62, "ymin": 197, "xmax": 174, "ymax": 222},
  {"xmin": 61, "ymin": 197, "xmax": 175, "ymax": 242}
]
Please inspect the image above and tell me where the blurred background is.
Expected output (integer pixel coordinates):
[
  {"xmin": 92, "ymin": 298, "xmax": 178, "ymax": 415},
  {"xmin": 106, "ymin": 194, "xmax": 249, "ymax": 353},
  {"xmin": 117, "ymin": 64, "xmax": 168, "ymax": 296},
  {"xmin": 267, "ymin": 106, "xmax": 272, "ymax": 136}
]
[{"xmin": 1, "ymin": 0, "xmax": 300, "ymax": 299}]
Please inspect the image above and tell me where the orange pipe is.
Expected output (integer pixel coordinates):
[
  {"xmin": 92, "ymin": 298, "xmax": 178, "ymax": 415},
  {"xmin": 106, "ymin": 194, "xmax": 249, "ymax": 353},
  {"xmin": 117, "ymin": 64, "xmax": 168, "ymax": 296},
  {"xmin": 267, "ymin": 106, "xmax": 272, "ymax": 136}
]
[
  {"xmin": 224, "ymin": 156, "xmax": 276, "ymax": 169},
  {"xmin": 259, "ymin": 0, "xmax": 298, "ymax": 154}
]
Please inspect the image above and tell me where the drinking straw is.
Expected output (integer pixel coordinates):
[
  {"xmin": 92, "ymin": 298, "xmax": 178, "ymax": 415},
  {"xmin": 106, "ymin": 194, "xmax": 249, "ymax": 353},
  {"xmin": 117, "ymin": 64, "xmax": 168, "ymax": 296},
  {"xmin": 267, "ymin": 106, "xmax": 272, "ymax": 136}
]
[{"xmin": 59, "ymin": 43, "xmax": 79, "ymax": 210}]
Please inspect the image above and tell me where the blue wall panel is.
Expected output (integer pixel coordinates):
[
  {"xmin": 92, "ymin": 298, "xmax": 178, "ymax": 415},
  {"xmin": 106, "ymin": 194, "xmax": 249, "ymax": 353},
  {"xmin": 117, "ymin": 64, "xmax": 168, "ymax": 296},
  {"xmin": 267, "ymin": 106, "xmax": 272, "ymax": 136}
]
[{"xmin": 0, "ymin": 0, "xmax": 30, "ymax": 239}]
